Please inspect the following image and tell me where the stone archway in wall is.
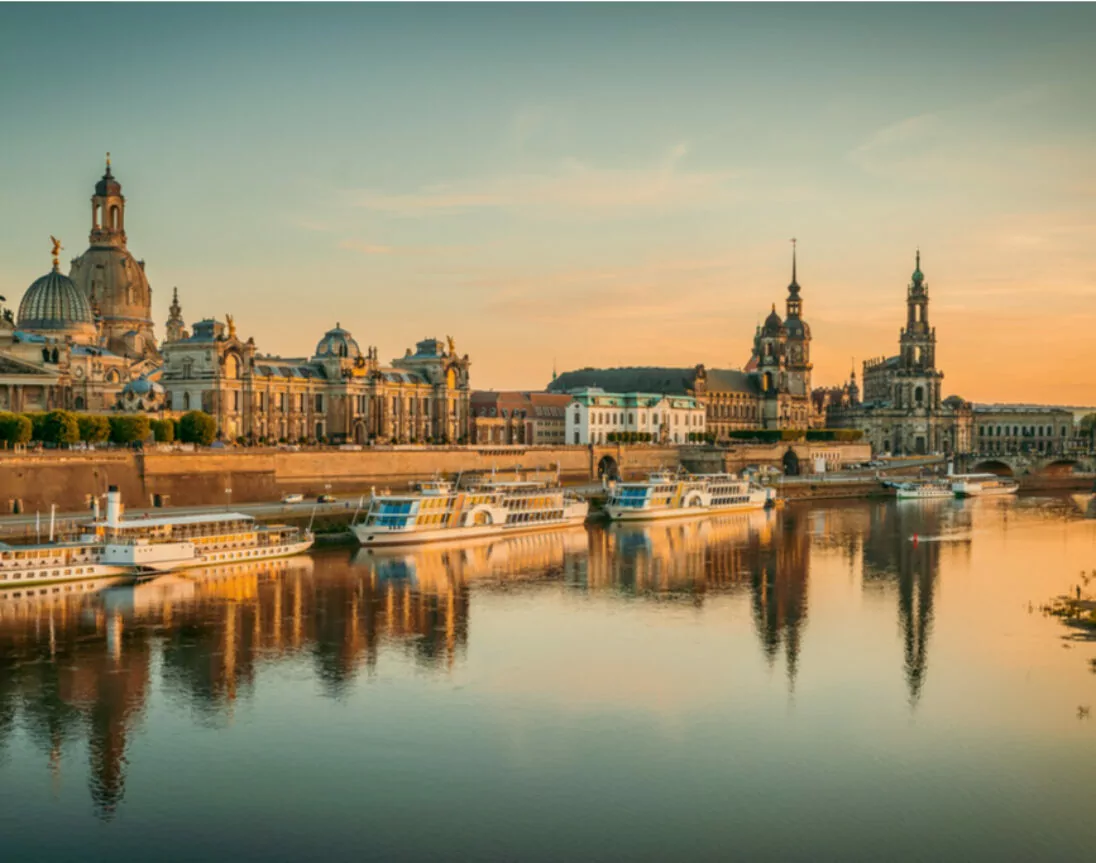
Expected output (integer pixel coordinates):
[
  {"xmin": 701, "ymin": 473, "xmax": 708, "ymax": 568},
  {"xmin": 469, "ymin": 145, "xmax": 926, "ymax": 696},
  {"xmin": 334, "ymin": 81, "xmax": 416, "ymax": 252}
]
[
  {"xmin": 972, "ymin": 460, "xmax": 1014, "ymax": 477},
  {"xmin": 353, "ymin": 422, "xmax": 367, "ymax": 445},
  {"xmin": 597, "ymin": 455, "xmax": 620, "ymax": 480},
  {"xmin": 782, "ymin": 448, "xmax": 800, "ymax": 476},
  {"xmin": 1040, "ymin": 459, "xmax": 1079, "ymax": 477}
]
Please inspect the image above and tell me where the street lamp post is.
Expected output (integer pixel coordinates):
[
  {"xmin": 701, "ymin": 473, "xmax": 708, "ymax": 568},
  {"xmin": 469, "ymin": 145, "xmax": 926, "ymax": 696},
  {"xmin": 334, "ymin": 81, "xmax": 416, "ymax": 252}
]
[{"xmin": 225, "ymin": 487, "xmax": 232, "ymax": 510}]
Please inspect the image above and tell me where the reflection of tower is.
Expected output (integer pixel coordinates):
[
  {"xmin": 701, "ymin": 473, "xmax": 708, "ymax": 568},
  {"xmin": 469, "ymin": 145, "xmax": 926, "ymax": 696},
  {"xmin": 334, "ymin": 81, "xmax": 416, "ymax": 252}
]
[
  {"xmin": 749, "ymin": 508, "xmax": 810, "ymax": 688},
  {"xmin": 861, "ymin": 501, "xmax": 945, "ymax": 705},
  {"xmin": 85, "ymin": 620, "xmax": 151, "ymax": 820}
]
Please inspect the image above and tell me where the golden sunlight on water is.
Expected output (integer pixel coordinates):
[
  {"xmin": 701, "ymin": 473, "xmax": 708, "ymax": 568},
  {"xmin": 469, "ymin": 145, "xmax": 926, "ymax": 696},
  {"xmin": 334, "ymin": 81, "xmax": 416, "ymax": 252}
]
[{"xmin": 0, "ymin": 496, "xmax": 1093, "ymax": 861}]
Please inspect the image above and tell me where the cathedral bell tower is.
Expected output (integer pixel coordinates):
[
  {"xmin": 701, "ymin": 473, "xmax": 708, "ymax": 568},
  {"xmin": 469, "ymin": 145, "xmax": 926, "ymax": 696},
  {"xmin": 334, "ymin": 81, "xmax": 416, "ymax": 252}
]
[
  {"xmin": 783, "ymin": 238, "xmax": 812, "ymax": 399},
  {"xmin": 895, "ymin": 249, "xmax": 944, "ymax": 418}
]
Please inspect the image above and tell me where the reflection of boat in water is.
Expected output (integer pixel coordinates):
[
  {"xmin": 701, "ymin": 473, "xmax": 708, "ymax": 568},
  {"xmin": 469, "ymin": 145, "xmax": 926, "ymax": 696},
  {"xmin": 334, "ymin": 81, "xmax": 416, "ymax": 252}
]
[
  {"xmin": 0, "ymin": 574, "xmax": 131, "ymax": 616},
  {"xmin": 604, "ymin": 471, "xmax": 772, "ymax": 521},
  {"xmin": 607, "ymin": 508, "xmax": 770, "ymax": 551},
  {"xmin": 352, "ymin": 476, "xmax": 588, "ymax": 546},
  {"xmin": 101, "ymin": 554, "xmax": 316, "ymax": 613},
  {"xmin": 352, "ymin": 525, "xmax": 589, "ymax": 584}
]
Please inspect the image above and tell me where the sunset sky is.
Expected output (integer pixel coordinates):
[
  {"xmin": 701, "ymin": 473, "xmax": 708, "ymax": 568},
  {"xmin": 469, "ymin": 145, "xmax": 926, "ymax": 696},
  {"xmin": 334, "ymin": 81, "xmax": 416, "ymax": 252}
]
[{"xmin": 1, "ymin": 4, "xmax": 1094, "ymax": 402}]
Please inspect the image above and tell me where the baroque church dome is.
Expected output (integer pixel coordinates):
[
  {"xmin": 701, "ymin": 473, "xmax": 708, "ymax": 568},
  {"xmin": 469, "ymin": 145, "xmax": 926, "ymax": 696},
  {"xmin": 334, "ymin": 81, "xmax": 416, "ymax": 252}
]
[
  {"xmin": 315, "ymin": 324, "xmax": 362, "ymax": 360},
  {"xmin": 17, "ymin": 264, "xmax": 97, "ymax": 343},
  {"xmin": 762, "ymin": 304, "xmax": 784, "ymax": 335}
]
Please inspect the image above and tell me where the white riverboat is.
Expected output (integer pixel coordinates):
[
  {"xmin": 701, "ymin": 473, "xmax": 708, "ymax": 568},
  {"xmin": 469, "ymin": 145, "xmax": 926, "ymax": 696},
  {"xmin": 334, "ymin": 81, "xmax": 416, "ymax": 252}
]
[
  {"xmin": 951, "ymin": 473, "xmax": 1019, "ymax": 498},
  {"xmin": 603, "ymin": 471, "xmax": 773, "ymax": 522},
  {"xmin": 88, "ymin": 487, "xmax": 314, "ymax": 572},
  {"xmin": 351, "ymin": 476, "xmax": 589, "ymax": 547},
  {"xmin": 1, "ymin": 487, "xmax": 313, "ymax": 589},
  {"xmin": 0, "ymin": 539, "xmax": 127, "ymax": 591},
  {"xmin": 894, "ymin": 479, "xmax": 954, "ymax": 499}
]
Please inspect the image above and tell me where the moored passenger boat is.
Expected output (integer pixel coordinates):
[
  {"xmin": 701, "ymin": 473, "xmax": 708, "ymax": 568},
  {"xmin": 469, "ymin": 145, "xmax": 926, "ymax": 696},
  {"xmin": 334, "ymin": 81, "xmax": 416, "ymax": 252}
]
[
  {"xmin": 894, "ymin": 479, "xmax": 953, "ymax": 499},
  {"xmin": 0, "ymin": 540, "xmax": 126, "ymax": 590},
  {"xmin": 603, "ymin": 470, "xmax": 773, "ymax": 522},
  {"xmin": 351, "ymin": 476, "xmax": 589, "ymax": 546},
  {"xmin": 88, "ymin": 488, "xmax": 314, "ymax": 572},
  {"xmin": 951, "ymin": 474, "xmax": 1019, "ymax": 497}
]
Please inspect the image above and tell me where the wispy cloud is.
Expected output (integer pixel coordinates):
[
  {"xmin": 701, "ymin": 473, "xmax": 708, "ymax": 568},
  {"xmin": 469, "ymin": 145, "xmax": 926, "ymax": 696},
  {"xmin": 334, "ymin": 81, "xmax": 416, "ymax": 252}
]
[
  {"xmin": 344, "ymin": 145, "xmax": 740, "ymax": 216},
  {"xmin": 849, "ymin": 112, "xmax": 942, "ymax": 164}
]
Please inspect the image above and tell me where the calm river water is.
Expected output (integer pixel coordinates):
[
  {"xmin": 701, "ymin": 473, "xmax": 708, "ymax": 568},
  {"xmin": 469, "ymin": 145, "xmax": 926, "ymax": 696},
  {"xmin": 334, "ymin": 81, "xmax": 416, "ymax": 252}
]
[{"xmin": 1, "ymin": 496, "xmax": 1095, "ymax": 861}]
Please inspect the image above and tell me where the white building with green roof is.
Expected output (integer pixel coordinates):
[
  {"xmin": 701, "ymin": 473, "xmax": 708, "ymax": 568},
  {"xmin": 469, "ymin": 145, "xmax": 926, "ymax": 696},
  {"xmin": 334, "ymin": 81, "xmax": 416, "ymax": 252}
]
[{"xmin": 564, "ymin": 387, "xmax": 706, "ymax": 445}]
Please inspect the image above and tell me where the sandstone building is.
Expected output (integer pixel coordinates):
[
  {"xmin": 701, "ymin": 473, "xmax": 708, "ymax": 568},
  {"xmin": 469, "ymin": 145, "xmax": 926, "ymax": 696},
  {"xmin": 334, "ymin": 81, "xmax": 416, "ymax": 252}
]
[{"xmin": 470, "ymin": 391, "xmax": 571, "ymax": 445}]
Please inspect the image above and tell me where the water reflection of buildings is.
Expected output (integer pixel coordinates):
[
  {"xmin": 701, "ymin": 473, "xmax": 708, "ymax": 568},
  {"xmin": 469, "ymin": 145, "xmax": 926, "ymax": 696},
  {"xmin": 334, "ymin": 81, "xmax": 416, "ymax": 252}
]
[
  {"xmin": 861, "ymin": 499, "xmax": 973, "ymax": 704},
  {"xmin": 4, "ymin": 499, "xmax": 974, "ymax": 818},
  {"xmin": 582, "ymin": 510, "xmax": 811, "ymax": 686}
]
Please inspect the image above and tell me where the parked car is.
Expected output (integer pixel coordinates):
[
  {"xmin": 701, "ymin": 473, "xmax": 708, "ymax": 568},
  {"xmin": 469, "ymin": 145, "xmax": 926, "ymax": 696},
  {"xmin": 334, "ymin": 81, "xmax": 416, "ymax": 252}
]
[
  {"xmin": 281, "ymin": 493, "xmax": 304, "ymax": 504},
  {"xmin": 317, "ymin": 494, "xmax": 336, "ymax": 503}
]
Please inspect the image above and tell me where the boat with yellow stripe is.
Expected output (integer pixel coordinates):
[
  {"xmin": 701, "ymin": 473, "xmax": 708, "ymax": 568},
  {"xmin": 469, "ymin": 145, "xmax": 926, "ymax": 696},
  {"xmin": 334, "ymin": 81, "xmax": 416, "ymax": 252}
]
[
  {"xmin": 604, "ymin": 470, "xmax": 773, "ymax": 522},
  {"xmin": 351, "ymin": 474, "xmax": 589, "ymax": 547}
]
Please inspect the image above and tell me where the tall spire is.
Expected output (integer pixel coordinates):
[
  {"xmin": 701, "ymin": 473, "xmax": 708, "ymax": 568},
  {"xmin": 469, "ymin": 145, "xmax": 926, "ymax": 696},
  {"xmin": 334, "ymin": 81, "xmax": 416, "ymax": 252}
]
[
  {"xmin": 912, "ymin": 247, "xmax": 925, "ymax": 287},
  {"xmin": 787, "ymin": 237, "xmax": 801, "ymax": 299}
]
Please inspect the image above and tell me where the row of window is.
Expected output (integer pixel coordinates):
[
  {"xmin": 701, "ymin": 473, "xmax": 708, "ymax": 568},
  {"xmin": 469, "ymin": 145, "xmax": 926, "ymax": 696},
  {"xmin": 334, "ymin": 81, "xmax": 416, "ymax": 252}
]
[
  {"xmin": 583, "ymin": 410, "xmax": 703, "ymax": 427},
  {"xmin": 0, "ymin": 566, "xmax": 92, "ymax": 581},
  {"xmin": 978, "ymin": 425, "xmax": 1068, "ymax": 437}
]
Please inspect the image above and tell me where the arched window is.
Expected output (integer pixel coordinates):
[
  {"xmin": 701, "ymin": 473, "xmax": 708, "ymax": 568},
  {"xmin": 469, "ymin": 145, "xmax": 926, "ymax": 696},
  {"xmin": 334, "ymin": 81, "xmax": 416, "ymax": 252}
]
[
  {"xmin": 914, "ymin": 386, "xmax": 924, "ymax": 405},
  {"xmin": 109, "ymin": 205, "xmax": 120, "ymax": 232},
  {"xmin": 183, "ymin": 392, "xmax": 191, "ymax": 410},
  {"xmin": 225, "ymin": 354, "xmax": 241, "ymax": 380}
]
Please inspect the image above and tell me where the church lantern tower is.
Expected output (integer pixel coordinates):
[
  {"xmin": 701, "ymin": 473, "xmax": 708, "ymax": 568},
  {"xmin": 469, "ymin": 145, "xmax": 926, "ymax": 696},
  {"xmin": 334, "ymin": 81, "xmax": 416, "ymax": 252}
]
[{"xmin": 68, "ymin": 155, "xmax": 159, "ymax": 360}]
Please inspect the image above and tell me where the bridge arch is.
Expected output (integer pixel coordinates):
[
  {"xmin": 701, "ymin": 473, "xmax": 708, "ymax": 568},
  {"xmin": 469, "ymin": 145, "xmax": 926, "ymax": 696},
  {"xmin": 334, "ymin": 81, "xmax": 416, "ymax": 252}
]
[
  {"xmin": 597, "ymin": 455, "xmax": 620, "ymax": 480},
  {"xmin": 1040, "ymin": 458, "xmax": 1079, "ymax": 476},
  {"xmin": 972, "ymin": 459, "xmax": 1014, "ymax": 477}
]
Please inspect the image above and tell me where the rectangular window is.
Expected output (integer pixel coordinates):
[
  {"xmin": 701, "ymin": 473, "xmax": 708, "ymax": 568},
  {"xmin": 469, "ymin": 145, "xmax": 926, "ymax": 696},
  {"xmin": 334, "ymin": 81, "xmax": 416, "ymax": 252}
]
[
  {"xmin": 299, "ymin": 393, "xmax": 306, "ymax": 412},
  {"xmin": 315, "ymin": 394, "xmax": 324, "ymax": 413},
  {"xmin": 233, "ymin": 391, "xmax": 240, "ymax": 411}
]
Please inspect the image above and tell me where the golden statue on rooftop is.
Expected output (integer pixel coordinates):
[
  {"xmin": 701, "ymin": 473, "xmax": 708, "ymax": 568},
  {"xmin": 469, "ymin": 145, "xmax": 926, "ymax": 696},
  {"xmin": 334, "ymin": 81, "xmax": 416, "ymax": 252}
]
[
  {"xmin": 226, "ymin": 314, "xmax": 236, "ymax": 339},
  {"xmin": 446, "ymin": 335, "xmax": 456, "ymax": 355},
  {"xmin": 50, "ymin": 235, "xmax": 63, "ymax": 269}
]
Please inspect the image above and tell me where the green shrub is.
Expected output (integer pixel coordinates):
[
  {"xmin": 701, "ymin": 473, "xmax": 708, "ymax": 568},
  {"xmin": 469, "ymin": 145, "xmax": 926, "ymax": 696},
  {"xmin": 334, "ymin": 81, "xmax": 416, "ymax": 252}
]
[
  {"xmin": 77, "ymin": 414, "xmax": 111, "ymax": 443},
  {"xmin": 41, "ymin": 410, "xmax": 80, "ymax": 445},
  {"xmin": 24, "ymin": 412, "xmax": 47, "ymax": 441},
  {"xmin": 150, "ymin": 418, "xmax": 175, "ymax": 443},
  {"xmin": 109, "ymin": 414, "xmax": 151, "ymax": 444},
  {"xmin": 0, "ymin": 412, "xmax": 32, "ymax": 445},
  {"xmin": 177, "ymin": 411, "xmax": 217, "ymax": 446}
]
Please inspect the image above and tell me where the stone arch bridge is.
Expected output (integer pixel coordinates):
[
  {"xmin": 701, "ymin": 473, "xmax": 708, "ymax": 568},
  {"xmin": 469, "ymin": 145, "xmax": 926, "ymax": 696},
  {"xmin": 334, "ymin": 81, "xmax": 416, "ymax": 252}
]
[{"xmin": 961, "ymin": 453, "xmax": 1096, "ymax": 478}]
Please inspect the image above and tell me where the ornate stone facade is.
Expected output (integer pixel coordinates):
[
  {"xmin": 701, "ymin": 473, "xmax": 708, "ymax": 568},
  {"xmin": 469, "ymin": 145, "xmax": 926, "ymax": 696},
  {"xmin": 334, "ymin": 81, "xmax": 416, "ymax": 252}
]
[
  {"xmin": 822, "ymin": 253, "xmax": 973, "ymax": 455},
  {"xmin": 0, "ymin": 158, "xmax": 161, "ymax": 416},
  {"xmin": 159, "ymin": 312, "xmax": 472, "ymax": 444}
]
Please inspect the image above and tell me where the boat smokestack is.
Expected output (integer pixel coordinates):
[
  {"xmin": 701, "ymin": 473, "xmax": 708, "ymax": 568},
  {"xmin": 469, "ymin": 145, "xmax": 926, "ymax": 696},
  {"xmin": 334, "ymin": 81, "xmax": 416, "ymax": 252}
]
[{"xmin": 106, "ymin": 486, "xmax": 123, "ymax": 527}]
